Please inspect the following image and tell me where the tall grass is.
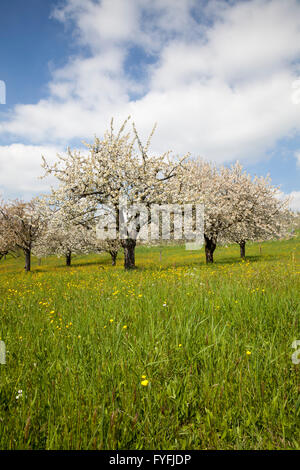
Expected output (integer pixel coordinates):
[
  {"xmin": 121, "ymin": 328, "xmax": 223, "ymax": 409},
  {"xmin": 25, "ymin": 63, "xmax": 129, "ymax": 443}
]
[{"xmin": 0, "ymin": 237, "xmax": 299, "ymax": 449}]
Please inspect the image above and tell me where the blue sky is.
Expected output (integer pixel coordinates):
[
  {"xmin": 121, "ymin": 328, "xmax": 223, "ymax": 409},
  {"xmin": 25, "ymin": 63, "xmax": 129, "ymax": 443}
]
[
  {"xmin": 0, "ymin": 0, "xmax": 300, "ymax": 209},
  {"xmin": 0, "ymin": 1, "xmax": 69, "ymax": 106}
]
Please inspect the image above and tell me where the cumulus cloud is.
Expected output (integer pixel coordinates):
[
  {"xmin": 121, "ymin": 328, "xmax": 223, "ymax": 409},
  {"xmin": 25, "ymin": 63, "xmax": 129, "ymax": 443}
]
[
  {"xmin": 0, "ymin": 0, "xmax": 300, "ymax": 194},
  {"xmin": 288, "ymin": 191, "xmax": 300, "ymax": 211},
  {"xmin": 0, "ymin": 144, "xmax": 61, "ymax": 197},
  {"xmin": 277, "ymin": 189, "xmax": 300, "ymax": 212}
]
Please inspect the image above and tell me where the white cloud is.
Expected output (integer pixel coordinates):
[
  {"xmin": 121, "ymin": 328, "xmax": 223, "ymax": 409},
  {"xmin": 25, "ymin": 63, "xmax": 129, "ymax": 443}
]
[
  {"xmin": 51, "ymin": 0, "xmax": 199, "ymax": 53},
  {"xmin": 51, "ymin": 0, "xmax": 140, "ymax": 49},
  {"xmin": 0, "ymin": 0, "xmax": 300, "ymax": 194},
  {"xmin": 127, "ymin": 71, "xmax": 300, "ymax": 162},
  {"xmin": 0, "ymin": 144, "xmax": 61, "ymax": 197},
  {"xmin": 277, "ymin": 189, "xmax": 300, "ymax": 212},
  {"xmin": 288, "ymin": 191, "xmax": 300, "ymax": 212}
]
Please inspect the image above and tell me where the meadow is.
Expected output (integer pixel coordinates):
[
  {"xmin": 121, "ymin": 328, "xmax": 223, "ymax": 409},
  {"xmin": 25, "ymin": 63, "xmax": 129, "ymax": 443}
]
[{"xmin": 0, "ymin": 237, "xmax": 299, "ymax": 450}]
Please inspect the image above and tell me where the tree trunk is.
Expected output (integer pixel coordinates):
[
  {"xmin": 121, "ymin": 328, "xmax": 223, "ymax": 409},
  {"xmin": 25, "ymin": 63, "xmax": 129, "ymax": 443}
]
[
  {"xmin": 24, "ymin": 248, "xmax": 31, "ymax": 272},
  {"xmin": 239, "ymin": 240, "xmax": 246, "ymax": 259},
  {"xmin": 204, "ymin": 235, "xmax": 216, "ymax": 264},
  {"xmin": 122, "ymin": 238, "xmax": 136, "ymax": 270},
  {"xmin": 66, "ymin": 251, "xmax": 71, "ymax": 267},
  {"xmin": 110, "ymin": 250, "xmax": 118, "ymax": 266}
]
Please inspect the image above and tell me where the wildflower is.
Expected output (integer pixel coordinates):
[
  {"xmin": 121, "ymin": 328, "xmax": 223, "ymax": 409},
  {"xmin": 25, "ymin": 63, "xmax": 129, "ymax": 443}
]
[
  {"xmin": 141, "ymin": 375, "xmax": 146, "ymax": 379},
  {"xmin": 141, "ymin": 379, "xmax": 149, "ymax": 386},
  {"xmin": 178, "ymin": 344, "xmax": 182, "ymax": 347},
  {"xmin": 109, "ymin": 319, "xmax": 114, "ymax": 323},
  {"xmin": 123, "ymin": 325, "xmax": 127, "ymax": 329},
  {"xmin": 16, "ymin": 389, "xmax": 23, "ymax": 400},
  {"xmin": 246, "ymin": 350, "xmax": 251, "ymax": 355}
]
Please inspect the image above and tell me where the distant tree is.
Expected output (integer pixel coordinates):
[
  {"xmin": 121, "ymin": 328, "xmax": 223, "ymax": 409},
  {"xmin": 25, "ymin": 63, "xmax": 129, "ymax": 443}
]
[
  {"xmin": 218, "ymin": 164, "xmax": 293, "ymax": 258},
  {"xmin": 182, "ymin": 161, "xmax": 245, "ymax": 263},
  {"xmin": 33, "ymin": 219, "xmax": 94, "ymax": 267},
  {"xmin": 33, "ymin": 196, "xmax": 122, "ymax": 266},
  {"xmin": 0, "ymin": 198, "xmax": 46, "ymax": 271},
  {"xmin": 182, "ymin": 161, "xmax": 293, "ymax": 262},
  {"xmin": 0, "ymin": 201, "xmax": 12, "ymax": 259},
  {"xmin": 94, "ymin": 239, "xmax": 121, "ymax": 266}
]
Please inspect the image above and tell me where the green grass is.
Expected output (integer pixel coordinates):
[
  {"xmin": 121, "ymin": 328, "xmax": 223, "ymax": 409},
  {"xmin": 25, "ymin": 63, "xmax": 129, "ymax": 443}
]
[{"xmin": 0, "ymin": 237, "xmax": 299, "ymax": 450}]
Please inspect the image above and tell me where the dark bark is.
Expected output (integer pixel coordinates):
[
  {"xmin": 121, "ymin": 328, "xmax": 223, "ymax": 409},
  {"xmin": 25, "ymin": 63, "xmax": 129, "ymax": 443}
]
[
  {"xmin": 109, "ymin": 250, "xmax": 118, "ymax": 266},
  {"xmin": 0, "ymin": 252, "xmax": 8, "ymax": 261},
  {"xmin": 122, "ymin": 238, "xmax": 136, "ymax": 270},
  {"xmin": 24, "ymin": 248, "xmax": 31, "ymax": 272},
  {"xmin": 204, "ymin": 235, "xmax": 216, "ymax": 264},
  {"xmin": 239, "ymin": 240, "xmax": 246, "ymax": 259},
  {"xmin": 66, "ymin": 251, "xmax": 72, "ymax": 267}
]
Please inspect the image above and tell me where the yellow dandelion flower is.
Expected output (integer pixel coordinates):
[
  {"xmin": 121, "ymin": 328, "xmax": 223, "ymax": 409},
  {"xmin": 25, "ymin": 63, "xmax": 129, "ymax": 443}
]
[
  {"xmin": 246, "ymin": 350, "xmax": 251, "ymax": 355},
  {"xmin": 141, "ymin": 379, "xmax": 149, "ymax": 386},
  {"xmin": 123, "ymin": 325, "xmax": 127, "ymax": 329}
]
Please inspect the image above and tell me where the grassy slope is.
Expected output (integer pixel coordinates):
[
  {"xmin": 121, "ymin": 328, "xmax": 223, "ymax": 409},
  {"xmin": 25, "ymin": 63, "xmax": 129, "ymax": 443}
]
[{"xmin": 0, "ymin": 237, "xmax": 299, "ymax": 450}]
